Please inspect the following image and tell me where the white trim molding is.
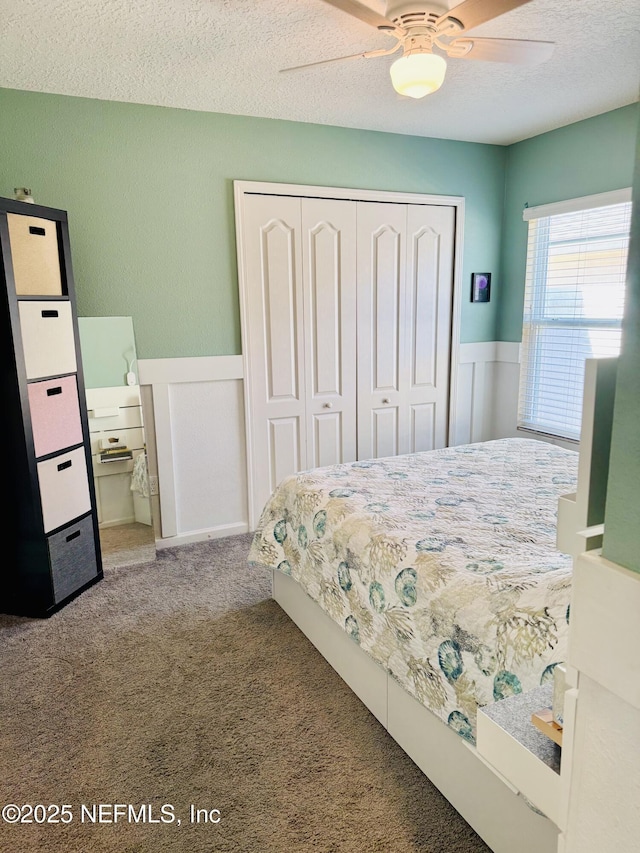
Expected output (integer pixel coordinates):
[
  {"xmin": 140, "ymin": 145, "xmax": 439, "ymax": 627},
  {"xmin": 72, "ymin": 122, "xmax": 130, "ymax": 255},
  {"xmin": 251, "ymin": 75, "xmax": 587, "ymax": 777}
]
[
  {"xmin": 234, "ymin": 179, "xmax": 467, "ymax": 208},
  {"xmin": 523, "ymin": 187, "xmax": 632, "ymax": 221}
]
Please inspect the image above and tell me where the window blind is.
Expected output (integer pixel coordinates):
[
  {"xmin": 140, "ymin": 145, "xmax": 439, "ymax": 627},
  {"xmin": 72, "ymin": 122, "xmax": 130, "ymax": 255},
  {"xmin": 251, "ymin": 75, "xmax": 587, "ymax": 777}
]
[{"xmin": 518, "ymin": 196, "xmax": 632, "ymax": 442}]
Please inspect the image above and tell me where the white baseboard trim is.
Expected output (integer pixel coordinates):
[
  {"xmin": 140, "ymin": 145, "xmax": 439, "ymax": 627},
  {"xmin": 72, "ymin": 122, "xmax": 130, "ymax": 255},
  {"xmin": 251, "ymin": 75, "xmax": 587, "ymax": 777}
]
[{"xmin": 155, "ymin": 521, "xmax": 250, "ymax": 550}]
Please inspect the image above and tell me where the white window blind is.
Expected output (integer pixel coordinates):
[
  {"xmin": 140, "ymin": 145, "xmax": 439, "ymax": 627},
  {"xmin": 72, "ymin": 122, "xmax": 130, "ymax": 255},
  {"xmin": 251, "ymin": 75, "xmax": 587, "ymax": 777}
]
[{"xmin": 518, "ymin": 193, "xmax": 632, "ymax": 442}]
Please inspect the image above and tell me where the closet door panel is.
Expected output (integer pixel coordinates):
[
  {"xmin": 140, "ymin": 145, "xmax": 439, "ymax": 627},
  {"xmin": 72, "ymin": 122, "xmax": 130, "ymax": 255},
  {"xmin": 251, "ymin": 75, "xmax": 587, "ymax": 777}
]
[
  {"xmin": 242, "ymin": 194, "xmax": 305, "ymax": 519},
  {"xmin": 405, "ymin": 205, "xmax": 455, "ymax": 451},
  {"xmin": 302, "ymin": 198, "xmax": 357, "ymax": 469},
  {"xmin": 411, "ymin": 227, "xmax": 439, "ymax": 388},
  {"xmin": 269, "ymin": 417, "xmax": 303, "ymax": 490},
  {"xmin": 411, "ymin": 402, "xmax": 436, "ymax": 453},
  {"xmin": 356, "ymin": 202, "xmax": 406, "ymax": 460},
  {"xmin": 372, "ymin": 407, "xmax": 399, "ymax": 460},
  {"xmin": 263, "ymin": 225, "xmax": 301, "ymax": 401},
  {"xmin": 311, "ymin": 411, "xmax": 342, "ymax": 469}
]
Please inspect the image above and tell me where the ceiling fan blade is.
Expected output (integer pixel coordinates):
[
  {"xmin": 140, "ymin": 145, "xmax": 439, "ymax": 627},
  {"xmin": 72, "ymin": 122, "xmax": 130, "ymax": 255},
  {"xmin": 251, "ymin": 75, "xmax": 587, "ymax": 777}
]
[
  {"xmin": 437, "ymin": 0, "xmax": 534, "ymax": 34},
  {"xmin": 317, "ymin": 0, "xmax": 395, "ymax": 30},
  {"xmin": 280, "ymin": 49, "xmax": 382, "ymax": 73},
  {"xmin": 447, "ymin": 37, "xmax": 555, "ymax": 64}
]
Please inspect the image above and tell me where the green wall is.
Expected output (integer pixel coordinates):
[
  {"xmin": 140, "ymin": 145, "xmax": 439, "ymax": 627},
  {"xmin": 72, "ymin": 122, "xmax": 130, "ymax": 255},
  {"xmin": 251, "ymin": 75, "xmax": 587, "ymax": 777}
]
[
  {"xmin": 603, "ymin": 127, "xmax": 640, "ymax": 574},
  {"xmin": 499, "ymin": 104, "xmax": 639, "ymax": 341},
  {"xmin": 0, "ymin": 88, "xmax": 506, "ymax": 359}
]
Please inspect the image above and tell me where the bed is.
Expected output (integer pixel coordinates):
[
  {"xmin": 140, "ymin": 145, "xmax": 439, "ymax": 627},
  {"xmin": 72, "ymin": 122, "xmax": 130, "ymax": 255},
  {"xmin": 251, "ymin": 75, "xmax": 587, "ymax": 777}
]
[{"xmin": 248, "ymin": 436, "xmax": 579, "ymax": 853}]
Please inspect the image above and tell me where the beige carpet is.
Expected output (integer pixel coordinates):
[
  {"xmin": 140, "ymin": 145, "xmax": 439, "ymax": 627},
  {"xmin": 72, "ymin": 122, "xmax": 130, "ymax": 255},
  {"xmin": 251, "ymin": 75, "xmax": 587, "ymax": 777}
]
[{"xmin": 0, "ymin": 534, "xmax": 489, "ymax": 852}]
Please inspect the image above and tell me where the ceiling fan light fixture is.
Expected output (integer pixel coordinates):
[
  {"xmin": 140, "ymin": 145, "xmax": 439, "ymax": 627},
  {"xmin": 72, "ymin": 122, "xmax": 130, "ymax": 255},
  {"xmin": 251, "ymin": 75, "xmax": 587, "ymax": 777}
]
[{"xmin": 390, "ymin": 51, "xmax": 447, "ymax": 98}]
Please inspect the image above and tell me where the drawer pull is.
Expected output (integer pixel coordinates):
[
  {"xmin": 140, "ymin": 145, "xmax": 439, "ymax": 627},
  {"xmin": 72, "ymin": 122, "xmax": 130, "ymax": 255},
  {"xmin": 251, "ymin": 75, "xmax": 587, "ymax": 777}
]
[
  {"xmin": 29, "ymin": 225, "xmax": 47, "ymax": 236},
  {"xmin": 57, "ymin": 459, "xmax": 72, "ymax": 472},
  {"xmin": 66, "ymin": 530, "xmax": 81, "ymax": 543},
  {"xmin": 46, "ymin": 386, "xmax": 63, "ymax": 396},
  {"xmin": 41, "ymin": 309, "xmax": 59, "ymax": 318}
]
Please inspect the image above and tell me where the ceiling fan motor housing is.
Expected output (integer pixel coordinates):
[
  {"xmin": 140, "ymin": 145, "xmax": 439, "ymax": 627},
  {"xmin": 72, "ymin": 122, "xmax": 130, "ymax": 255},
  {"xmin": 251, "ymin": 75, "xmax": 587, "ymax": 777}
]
[
  {"xmin": 384, "ymin": 1, "xmax": 449, "ymax": 30},
  {"xmin": 384, "ymin": 2, "xmax": 455, "ymax": 56}
]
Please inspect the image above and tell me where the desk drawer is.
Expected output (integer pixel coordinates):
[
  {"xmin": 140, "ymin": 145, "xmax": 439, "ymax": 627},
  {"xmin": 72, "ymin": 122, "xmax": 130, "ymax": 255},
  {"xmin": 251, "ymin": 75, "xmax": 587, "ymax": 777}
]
[
  {"xmin": 28, "ymin": 375, "xmax": 83, "ymax": 458},
  {"xmin": 18, "ymin": 301, "xmax": 77, "ymax": 379},
  {"xmin": 37, "ymin": 447, "xmax": 91, "ymax": 533},
  {"xmin": 7, "ymin": 214, "xmax": 63, "ymax": 296},
  {"xmin": 48, "ymin": 514, "xmax": 98, "ymax": 603}
]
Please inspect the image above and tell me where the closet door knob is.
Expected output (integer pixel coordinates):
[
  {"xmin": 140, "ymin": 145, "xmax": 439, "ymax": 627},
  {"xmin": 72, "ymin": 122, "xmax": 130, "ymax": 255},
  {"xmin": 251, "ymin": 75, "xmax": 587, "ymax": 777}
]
[{"xmin": 323, "ymin": 402, "xmax": 333, "ymax": 409}]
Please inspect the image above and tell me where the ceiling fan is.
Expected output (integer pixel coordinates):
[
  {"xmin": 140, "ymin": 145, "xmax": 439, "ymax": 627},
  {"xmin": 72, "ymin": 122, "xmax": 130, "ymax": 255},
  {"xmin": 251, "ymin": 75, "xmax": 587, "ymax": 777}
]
[{"xmin": 282, "ymin": 0, "xmax": 554, "ymax": 98}]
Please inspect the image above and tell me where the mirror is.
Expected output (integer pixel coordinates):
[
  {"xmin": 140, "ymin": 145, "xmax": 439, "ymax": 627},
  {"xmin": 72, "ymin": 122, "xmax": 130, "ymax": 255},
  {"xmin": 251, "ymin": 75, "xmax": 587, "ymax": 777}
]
[{"xmin": 78, "ymin": 316, "xmax": 156, "ymax": 569}]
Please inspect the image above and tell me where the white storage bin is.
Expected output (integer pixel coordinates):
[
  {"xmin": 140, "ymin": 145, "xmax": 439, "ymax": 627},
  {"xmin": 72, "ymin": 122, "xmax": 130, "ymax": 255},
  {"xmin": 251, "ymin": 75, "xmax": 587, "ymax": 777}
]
[
  {"xmin": 18, "ymin": 301, "xmax": 77, "ymax": 379},
  {"xmin": 37, "ymin": 447, "xmax": 91, "ymax": 533}
]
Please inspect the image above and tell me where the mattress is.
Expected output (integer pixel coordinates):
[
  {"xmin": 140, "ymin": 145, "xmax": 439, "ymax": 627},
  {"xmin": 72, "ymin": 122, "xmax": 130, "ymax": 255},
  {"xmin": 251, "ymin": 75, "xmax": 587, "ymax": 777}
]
[{"xmin": 249, "ymin": 437, "xmax": 579, "ymax": 743}]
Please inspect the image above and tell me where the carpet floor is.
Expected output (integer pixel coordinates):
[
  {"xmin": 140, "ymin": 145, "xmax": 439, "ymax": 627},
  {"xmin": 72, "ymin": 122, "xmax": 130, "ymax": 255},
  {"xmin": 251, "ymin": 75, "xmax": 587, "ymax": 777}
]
[
  {"xmin": 0, "ymin": 534, "xmax": 489, "ymax": 853},
  {"xmin": 99, "ymin": 522, "xmax": 157, "ymax": 570}
]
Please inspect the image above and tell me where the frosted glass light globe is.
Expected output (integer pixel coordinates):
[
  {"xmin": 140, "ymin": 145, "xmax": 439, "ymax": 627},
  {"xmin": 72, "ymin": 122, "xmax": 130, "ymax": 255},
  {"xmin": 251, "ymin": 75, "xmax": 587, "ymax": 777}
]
[{"xmin": 390, "ymin": 53, "xmax": 447, "ymax": 99}]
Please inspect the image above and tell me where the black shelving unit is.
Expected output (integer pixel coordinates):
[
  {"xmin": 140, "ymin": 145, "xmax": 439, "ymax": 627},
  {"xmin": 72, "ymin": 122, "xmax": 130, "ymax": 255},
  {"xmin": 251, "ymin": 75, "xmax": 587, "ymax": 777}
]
[{"xmin": 0, "ymin": 196, "xmax": 103, "ymax": 617}]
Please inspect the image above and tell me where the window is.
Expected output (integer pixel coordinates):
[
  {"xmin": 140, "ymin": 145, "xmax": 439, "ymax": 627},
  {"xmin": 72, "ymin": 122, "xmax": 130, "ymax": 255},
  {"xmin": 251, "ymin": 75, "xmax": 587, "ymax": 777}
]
[{"xmin": 518, "ymin": 190, "xmax": 632, "ymax": 442}]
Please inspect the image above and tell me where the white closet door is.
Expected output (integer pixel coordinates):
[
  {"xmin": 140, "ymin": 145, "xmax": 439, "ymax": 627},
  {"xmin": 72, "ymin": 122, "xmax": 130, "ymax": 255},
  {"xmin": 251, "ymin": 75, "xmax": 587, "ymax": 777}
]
[
  {"xmin": 356, "ymin": 202, "xmax": 407, "ymax": 460},
  {"xmin": 357, "ymin": 202, "xmax": 455, "ymax": 459},
  {"xmin": 242, "ymin": 194, "xmax": 305, "ymax": 522},
  {"xmin": 405, "ymin": 204, "xmax": 455, "ymax": 452},
  {"xmin": 301, "ymin": 198, "xmax": 357, "ymax": 469}
]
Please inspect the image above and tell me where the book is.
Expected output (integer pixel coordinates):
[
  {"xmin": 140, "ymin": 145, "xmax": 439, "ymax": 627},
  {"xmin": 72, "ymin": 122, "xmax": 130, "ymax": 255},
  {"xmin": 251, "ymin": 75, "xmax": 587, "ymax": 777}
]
[
  {"xmin": 99, "ymin": 447, "xmax": 133, "ymax": 462},
  {"xmin": 531, "ymin": 707, "xmax": 563, "ymax": 747}
]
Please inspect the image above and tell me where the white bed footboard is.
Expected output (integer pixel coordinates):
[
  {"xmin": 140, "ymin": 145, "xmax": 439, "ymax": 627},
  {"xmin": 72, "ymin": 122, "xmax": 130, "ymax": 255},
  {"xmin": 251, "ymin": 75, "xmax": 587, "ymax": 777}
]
[{"xmin": 273, "ymin": 569, "xmax": 558, "ymax": 853}]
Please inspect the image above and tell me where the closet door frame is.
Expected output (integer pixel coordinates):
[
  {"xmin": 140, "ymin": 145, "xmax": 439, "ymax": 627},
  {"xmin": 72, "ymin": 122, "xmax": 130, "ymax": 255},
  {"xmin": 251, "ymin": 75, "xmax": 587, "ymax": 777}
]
[{"xmin": 234, "ymin": 180, "xmax": 465, "ymax": 530}]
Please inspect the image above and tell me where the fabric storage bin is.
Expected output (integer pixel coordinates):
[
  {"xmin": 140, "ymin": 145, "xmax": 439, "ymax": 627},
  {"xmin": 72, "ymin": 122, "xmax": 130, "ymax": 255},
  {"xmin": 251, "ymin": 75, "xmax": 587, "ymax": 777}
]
[
  {"xmin": 37, "ymin": 446, "xmax": 91, "ymax": 533},
  {"xmin": 28, "ymin": 375, "xmax": 83, "ymax": 458},
  {"xmin": 48, "ymin": 514, "xmax": 98, "ymax": 603},
  {"xmin": 7, "ymin": 213, "xmax": 63, "ymax": 296},
  {"xmin": 18, "ymin": 300, "xmax": 77, "ymax": 379}
]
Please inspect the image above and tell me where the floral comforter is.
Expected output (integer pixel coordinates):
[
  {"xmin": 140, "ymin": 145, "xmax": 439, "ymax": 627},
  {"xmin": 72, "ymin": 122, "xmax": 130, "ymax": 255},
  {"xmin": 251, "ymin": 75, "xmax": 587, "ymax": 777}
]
[{"xmin": 248, "ymin": 438, "xmax": 578, "ymax": 743}]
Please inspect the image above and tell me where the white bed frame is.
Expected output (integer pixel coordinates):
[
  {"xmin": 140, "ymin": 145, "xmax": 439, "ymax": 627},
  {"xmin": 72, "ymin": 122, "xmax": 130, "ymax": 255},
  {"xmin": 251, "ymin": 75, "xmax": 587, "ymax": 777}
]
[
  {"xmin": 273, "ymin": 569, "xmax": 558, "ymax": 853},
  {"xmin": 269, "ymin": 358, "xmax": 619, "ymax": 852}
]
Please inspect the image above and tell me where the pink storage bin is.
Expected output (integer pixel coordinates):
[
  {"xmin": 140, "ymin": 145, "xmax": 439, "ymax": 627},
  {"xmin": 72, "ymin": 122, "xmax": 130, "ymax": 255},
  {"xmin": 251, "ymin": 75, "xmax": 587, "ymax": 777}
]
[{"xmin": 28, "ymin": 375, "xmax": 83, "ymax": 458}]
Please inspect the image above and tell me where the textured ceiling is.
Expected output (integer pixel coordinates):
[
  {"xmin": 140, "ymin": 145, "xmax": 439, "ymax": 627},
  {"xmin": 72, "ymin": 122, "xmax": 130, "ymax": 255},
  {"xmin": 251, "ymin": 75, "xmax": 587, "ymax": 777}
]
[{"xmin": 1, "ymin": 0, "xmax": 639, "ymax": 145}]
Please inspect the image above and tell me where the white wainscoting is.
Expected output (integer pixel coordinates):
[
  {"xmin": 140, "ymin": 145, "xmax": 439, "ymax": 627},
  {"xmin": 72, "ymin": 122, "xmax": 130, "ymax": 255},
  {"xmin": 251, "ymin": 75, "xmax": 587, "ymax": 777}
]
[
  {"xmin": 138, "ymin": 356, "xmax": 249, "ymax": 548},
  {"xmin": 138, "ymin": 344, "xmax": 520, "ymax": 547},
  {"xmin": 453, "ymin": 341, "xmax": 521, "ymax": 446}
]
